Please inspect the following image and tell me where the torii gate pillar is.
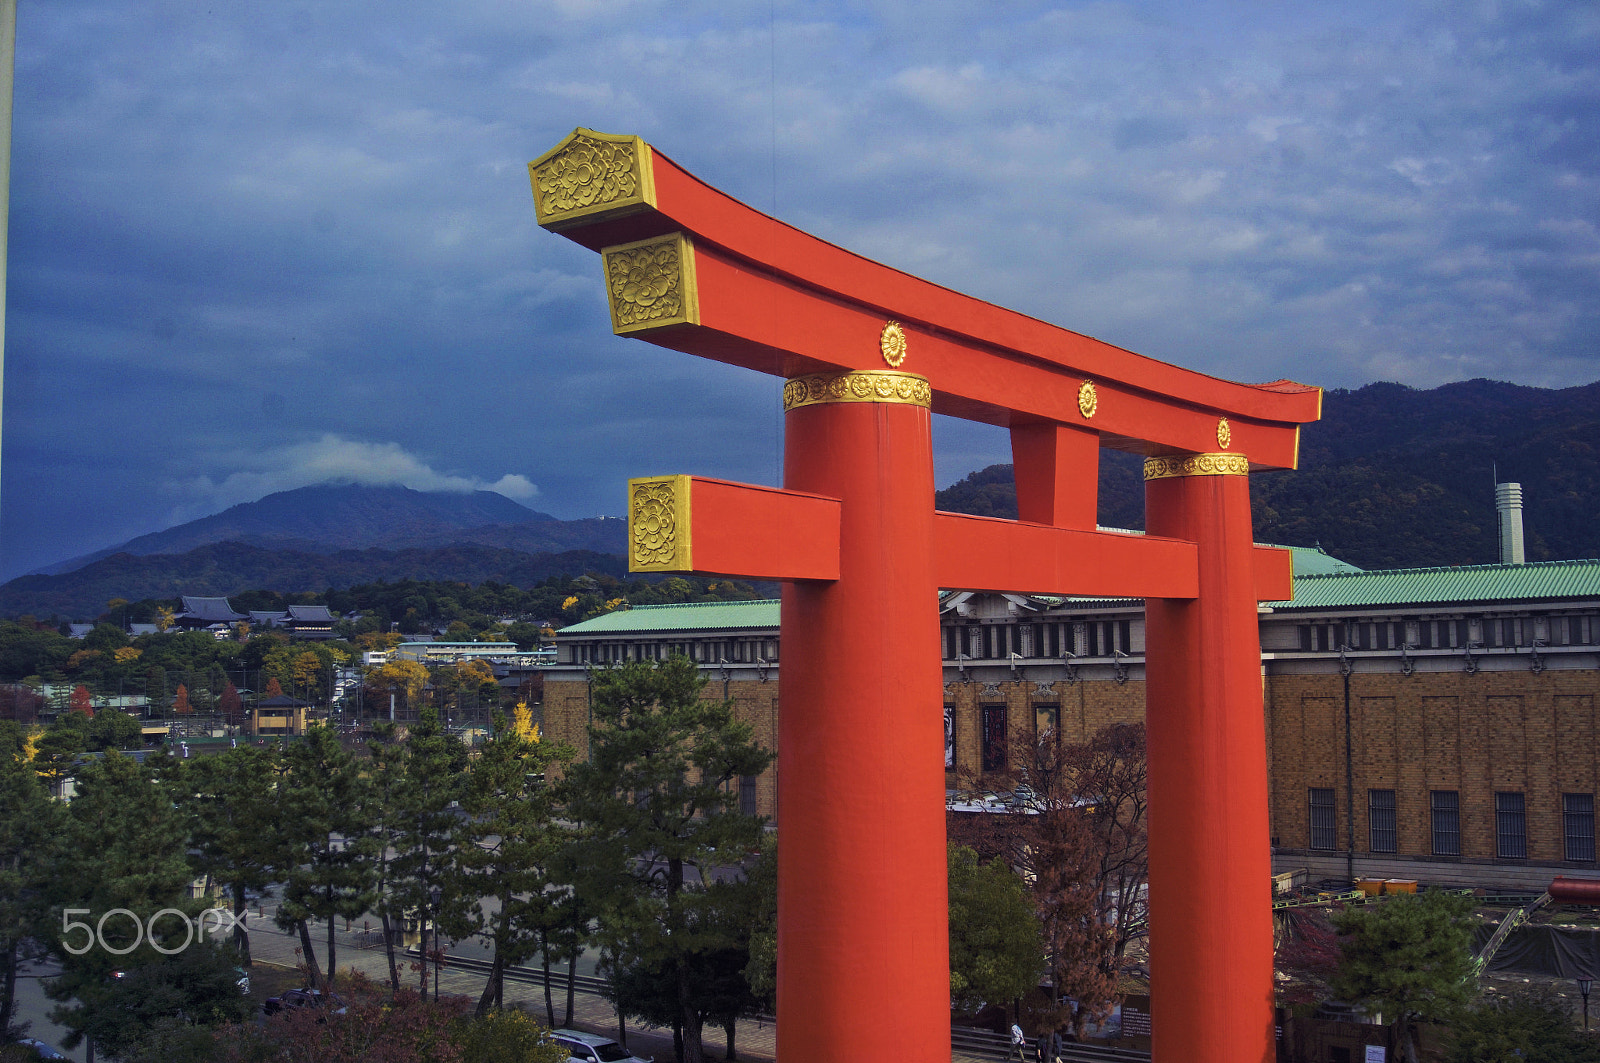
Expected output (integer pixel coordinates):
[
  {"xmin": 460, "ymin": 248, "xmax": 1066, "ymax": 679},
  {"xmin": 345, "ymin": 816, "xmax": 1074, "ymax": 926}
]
[
  {"xmin": 1145, "ymin": 457, "xmax": 1277, "ymax": 1058},
  {"xmin": 529, "ymin": 128, "xmax": 1320, "ymax": 1063},
  {"xmin": 780, "ymin": 388, "xmax": 949, "ymax": 1059}
]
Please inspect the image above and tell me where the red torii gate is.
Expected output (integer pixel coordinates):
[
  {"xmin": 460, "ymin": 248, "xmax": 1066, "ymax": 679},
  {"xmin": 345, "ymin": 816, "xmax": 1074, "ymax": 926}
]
[{"xmin": 529, "ymin": 129, "xmax": 1321, "ymax": 1063}]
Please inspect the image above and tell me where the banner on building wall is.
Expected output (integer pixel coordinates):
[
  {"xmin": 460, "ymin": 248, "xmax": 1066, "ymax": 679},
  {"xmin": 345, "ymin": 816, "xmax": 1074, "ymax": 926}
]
[{"xmin": 944, "ymin": 703, "xmax": 954, "ymax": 769}]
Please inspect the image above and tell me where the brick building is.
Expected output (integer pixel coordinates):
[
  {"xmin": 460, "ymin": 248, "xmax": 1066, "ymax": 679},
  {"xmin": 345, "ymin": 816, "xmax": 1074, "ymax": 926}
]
[{"xmin": 545, "ymin": 553, "xmax": 1600, "ymax": 890}]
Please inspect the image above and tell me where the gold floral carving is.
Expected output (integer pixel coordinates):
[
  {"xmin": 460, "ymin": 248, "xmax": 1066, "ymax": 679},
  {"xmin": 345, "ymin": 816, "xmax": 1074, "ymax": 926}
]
[
  {"xmin": 880, "ymin": 321, "xmax": 907, "ymax": 367},
  {"xmin": 1078, "ymin": 380, "xmax": 1098, "ymax": 419},
  {"xmin": 782, "ymin": 371, "xmax": 932, "ymax": 412},
  {"xmin": 1217, "ymin": 417, "xmax": 1232, "ymax": 449},
  {"xmin": 1142, "ymin": 453, "xmax": 1250, "ymax": 480},
  {"xmin": 628, "ymin": 475, "xmax": 692, "ymax": 572},
  {"xmin": 528, "ymin": 129, "xmax": 656, "ymax": 231},
  {"xmin": 601, "ymin": 233, "xmax": 700, "ymax": 334}
]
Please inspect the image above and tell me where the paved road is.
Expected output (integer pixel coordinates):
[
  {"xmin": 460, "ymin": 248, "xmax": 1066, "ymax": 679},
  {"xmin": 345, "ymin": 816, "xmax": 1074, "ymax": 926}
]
[{"xmin": 11, "ymin": 904, "xmax": 1005, "ymax": 1062}]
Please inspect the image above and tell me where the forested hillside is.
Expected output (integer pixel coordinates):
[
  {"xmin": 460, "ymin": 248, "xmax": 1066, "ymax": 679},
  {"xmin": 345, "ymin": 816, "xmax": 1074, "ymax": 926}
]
[{"xmin": 935, "ymin": 379, "xmax": 1600, "ymax": 569}]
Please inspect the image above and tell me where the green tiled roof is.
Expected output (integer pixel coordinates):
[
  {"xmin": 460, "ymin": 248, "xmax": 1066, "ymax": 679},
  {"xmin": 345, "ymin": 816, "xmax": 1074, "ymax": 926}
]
[
  {"xmin": 558, "ymin": 599, "xmax": 780, "ymax": 635},
  {"xmin": 1280, "ymin": 545, "xmax": 1364, "ymax": 576},
  {"xmin": 1269, "ymin": 559, "xmax": 1600, "ymax": 611}
]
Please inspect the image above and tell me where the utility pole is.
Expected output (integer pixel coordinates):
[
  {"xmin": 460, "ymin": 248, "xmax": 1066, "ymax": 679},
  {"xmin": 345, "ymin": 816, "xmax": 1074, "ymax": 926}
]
[{"xmin": 0, "ymin": 0, "xmax": 16, "ymax": 535}]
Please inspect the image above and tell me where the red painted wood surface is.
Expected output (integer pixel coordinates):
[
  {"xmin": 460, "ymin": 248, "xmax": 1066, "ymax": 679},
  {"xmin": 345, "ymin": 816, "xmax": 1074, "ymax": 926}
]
[
  {"xmin": 777, "ymin": 399, "xmax": 949, "ymax": 1063},
  {"xmin": 683, "ymin": 477, "xmax": 841, "ymax": 582},
  {"xmin": 933, "ymin": 512, "xmax": 1198, "ymax": 599},
  {"xmin": 1144, "ymin": 471, "xmax": 1277, "ymax": 1063}
]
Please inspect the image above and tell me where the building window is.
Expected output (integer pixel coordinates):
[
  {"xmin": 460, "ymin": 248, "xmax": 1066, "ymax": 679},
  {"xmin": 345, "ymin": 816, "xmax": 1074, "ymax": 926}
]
[
  {"xmin": 1496, "ymin": 792, "xmax": 1527, "ymax": 859},
  {"xmin": 1431, "ymin": 791, "xmax": 1461, "ymax": 856},
  {"xmin": 1564, "ymin": 794, "xmax": 1596, "ymax": 862},
  {"xmin": 1309, "ymin": 788, "xmax": 1336, "ymax": 851},
  {"xmin": 981, "ymin": 705, "xmax": 1008, "ymax": 773},
  {"xmin": 1369, "ymin": 789, "xmax": 1397, "ymax": 853},
  {"xmin": 739, "ymin": 775, "xmax": 759, "ymax": 817}
]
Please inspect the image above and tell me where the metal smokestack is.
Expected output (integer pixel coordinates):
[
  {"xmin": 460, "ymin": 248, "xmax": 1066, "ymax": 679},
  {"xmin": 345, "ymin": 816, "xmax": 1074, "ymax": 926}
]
[{"xmin": 1495, "ymin": 481, "xmax": 1526, "ymax": 565}]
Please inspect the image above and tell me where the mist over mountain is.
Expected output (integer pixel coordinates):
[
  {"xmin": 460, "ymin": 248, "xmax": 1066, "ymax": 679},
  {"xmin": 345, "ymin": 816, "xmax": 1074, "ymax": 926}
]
[{"xmin": 934, "ymin": 379, "xmax": 1600, "ymax": 570}]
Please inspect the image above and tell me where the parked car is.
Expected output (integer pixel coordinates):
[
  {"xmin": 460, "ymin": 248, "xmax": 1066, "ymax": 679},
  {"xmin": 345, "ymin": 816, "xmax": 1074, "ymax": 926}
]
[
  {"xmin": 262, "ymin": 987, "xmax": 346, "ymax": 1016},
  {"xmin": 550, "ymin": 1028, "xmax": 653, "ymax": 1063},
  {"xmin": 14, "ymin": 1039, "xmax": 68, "ymax": 1060}
]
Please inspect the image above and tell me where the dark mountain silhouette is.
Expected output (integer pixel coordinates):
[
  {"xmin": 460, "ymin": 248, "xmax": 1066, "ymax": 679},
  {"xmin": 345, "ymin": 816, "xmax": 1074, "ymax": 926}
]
[
  {"xmin": 35, "ymin": 484, "xmax": 623, "ymax": 575},
  {"xmin": 0, "ymin": 542, "xmax": 628, "ymax": 620},
  {"xmin": 934, "ymin": 379, "xmax": 1600, "ymax": 570}
]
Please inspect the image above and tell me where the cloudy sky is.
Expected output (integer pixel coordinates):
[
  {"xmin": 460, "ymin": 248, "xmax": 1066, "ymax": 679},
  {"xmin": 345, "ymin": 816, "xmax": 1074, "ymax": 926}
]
[{"xmin": 3, "ymin": 0, "xmax": 1596, "ymax": 579}]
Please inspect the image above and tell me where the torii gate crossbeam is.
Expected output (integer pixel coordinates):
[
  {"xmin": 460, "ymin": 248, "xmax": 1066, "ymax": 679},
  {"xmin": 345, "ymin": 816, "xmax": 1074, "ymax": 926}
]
[{"xmin": 529, "ymin": 129, "xmax": 1320, "ymax": 1063}]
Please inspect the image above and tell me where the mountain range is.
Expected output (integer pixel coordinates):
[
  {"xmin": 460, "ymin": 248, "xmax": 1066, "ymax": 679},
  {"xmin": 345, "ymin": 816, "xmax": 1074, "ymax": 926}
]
[
  {"xmin": 3, "ymin": 378, "xmax": 1596, "ymax": 620},
  {"xmin": 935, "ymin": 378, "xmax": 1600, "ymax": 569}
]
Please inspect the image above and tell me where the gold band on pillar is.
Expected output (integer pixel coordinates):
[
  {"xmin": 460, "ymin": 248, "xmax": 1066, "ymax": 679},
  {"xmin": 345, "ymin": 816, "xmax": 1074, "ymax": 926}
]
[
  {"xmin": 1143, "ymin": 453, "xmax": 1250, "ymax": 480},
  {"xmin": 782, "ymin": 371, "xmax": 932, "ymax": 412}
]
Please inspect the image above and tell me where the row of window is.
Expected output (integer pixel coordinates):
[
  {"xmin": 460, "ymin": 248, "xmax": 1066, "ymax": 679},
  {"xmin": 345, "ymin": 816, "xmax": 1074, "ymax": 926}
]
[
  {"xmin": 943, "ymin": 620, "xmax": 1133, "ymax": 661},
  {"xmin": 1307, "ymin": 788, "xmax": 1597, "ymax": 862},
  {"xmin": 1298, "ymin": 614, "xmax": 1600, "ymax": 653},
  {"xmin": 566, "ymin": 639, "xmax": 778, "ymax": 665}
]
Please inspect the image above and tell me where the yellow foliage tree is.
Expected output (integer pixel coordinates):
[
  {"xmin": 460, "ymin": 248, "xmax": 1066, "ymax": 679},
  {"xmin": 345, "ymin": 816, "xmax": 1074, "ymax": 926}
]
[
  {"xmin": 113, "ymin": 647, "xmax": 142, "ymax": 663},
  {"xmin": 511, "ymin": 701, "xmax": 539, "ymax": 743},
  {"xmin": 370, "ymin": 660, "xmax": 429, "ymax": 703},
  {"xmin": 155, "ymin": 606, "xmax": 176, "ymax": 632}
]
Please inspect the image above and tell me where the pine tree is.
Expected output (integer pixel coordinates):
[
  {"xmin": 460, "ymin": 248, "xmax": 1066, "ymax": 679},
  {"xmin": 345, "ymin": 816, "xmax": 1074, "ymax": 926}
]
[
  {"xmin": 565, "ymin": 657, "xmax": 773, "ymax": 1063},
  {"xmin": 43, "ymin": 752, "xmax": 203, "ymax": 1060},
  {"xmin": 180, "ymin": 745, "xmax": 283, "ymax": 966},
  {"xmin": 441, "ymin": 709, "xmax": 573, "ymax": 1017},
  {"xmin": 1331, "ymin": 890, "xmax": 1478, "ymax": 1063},
  {"xmin": 385, "ymin": 707, "xmax": 469, "ymax": 1000},
  {"xmin": 274, "ymin": 725, "xmax": 376, "ymax": 989},
  {"xmin": 0, "ymin": 747, "xmax": 64, "ymax": 1038}
]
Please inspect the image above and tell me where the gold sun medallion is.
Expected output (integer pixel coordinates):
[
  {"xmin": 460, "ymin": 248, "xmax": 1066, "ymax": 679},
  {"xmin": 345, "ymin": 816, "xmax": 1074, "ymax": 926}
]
[{"xmin": 880, "ymin": 321, "xmax": 907, "ymax": 367}]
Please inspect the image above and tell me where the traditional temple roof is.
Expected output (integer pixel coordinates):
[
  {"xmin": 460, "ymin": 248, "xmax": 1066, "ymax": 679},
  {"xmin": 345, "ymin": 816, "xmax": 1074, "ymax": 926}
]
[
  {"xmin": 286, "ymin": 604, "xmax": 336, "ymax": 622},
  {"xmin": 178, "ymin": 596, "xmax": 246, "ymax": 623}
]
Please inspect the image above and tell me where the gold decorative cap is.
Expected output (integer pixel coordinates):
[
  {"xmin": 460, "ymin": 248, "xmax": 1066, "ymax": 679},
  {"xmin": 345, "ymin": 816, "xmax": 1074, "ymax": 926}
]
[
  {"xmin": 529, "ymin": 129, "xmax": 657, "ymax": 231},
  {"xmin": 601, "ymin": 233, "xmax": 699, "ymax": 334},
  {"xmin": 783, "ymin": 370, "xmax": 932, "ymax": 412},
  {"xmin": 1143, "ymin": 453, "xmax": 1250, "ymax": 480},
  {"xmin": 628, "ymin": 475, "xmax": 692, "ymax": 572}
]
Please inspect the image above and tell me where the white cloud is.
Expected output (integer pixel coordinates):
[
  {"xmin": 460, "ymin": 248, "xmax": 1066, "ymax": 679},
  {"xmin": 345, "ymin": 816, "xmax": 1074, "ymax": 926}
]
[{"xmin": 169, "ymin": 435, "xmax": 540, "ymax": 512}]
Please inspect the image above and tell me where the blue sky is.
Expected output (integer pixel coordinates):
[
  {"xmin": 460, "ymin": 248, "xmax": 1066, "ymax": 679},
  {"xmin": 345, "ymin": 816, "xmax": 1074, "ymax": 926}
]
[{"xmin": 3, "ymin": 0, "xmax": 1597, "ymax": 580}]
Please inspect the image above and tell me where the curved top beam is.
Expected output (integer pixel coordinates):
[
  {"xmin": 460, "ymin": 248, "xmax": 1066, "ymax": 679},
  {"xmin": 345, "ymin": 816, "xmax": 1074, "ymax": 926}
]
[{"xmin": 530, "ymin": 128, "xmax": 1320, "ymax": 469}]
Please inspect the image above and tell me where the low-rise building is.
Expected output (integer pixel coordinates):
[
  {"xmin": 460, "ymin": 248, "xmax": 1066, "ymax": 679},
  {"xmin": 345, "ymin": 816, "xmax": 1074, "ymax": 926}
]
[{"xmin": 545, "ymin": 555, "xmax": 1600, "ymax": 890}]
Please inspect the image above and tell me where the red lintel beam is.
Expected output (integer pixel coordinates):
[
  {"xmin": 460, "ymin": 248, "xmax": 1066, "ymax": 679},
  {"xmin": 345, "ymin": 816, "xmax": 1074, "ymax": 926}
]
[
  {"xmin": 935, "ymin": 514, "xmax": 1298, "ymax": 603},
  {"xmin": 626, "ymin": 475, "xmax": 840, "ymax": 582},
  {"xmin": 530, "ymin": 129, "xmax": 1321, "ymax": 469},
  {"xmin": 1252, "ymin": 545, "xmax": 1295, "ymax": 603},
  {"xmin": 934, "ymin": 512, "xmax": 1198, "ymax": 599}
]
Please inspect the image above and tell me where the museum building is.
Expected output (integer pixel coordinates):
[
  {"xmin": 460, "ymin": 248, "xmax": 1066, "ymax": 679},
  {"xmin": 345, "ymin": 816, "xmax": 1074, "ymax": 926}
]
[{"xmin": 544, "ymin": 551, "xmax": 1600, "ymax": 891}]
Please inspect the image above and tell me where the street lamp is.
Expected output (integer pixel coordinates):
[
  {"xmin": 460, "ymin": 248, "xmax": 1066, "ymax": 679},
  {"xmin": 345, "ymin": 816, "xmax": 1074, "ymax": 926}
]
[{"xmin": 1578, "ymin": 978, "xmax": 1592, "ymax": 1033}]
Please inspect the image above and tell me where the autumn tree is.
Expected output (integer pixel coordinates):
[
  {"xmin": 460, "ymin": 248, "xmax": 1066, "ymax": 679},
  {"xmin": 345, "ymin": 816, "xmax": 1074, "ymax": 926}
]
[
  {"xmin": 951, "ymin": 722, "xmax": 1149, "ymax": 1041},
  {"xmin": 264, "ymin": 677, "xmax": 284, "ymax": 698},
  {"xmin": 69, "ymin": 685, "xmax": 93, "ymax": 717},
  {"xmin": 219, "ymin": 682, "xmax": 243, "ymax": 726},
  {"xmin": 171, "ymin": 684, "xmax": 192, "ymax": 715}
]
